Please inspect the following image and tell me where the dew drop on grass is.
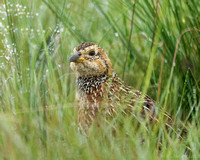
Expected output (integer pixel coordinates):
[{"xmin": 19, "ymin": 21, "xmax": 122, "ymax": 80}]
[
  {"xmin": 0, "ymin": 63, "xmax": 5, "ymax": 69},
  {"xmin": 67, "ymin": 3, "xmax": 71, "ymax": 8},
  {"xmin": 72, "ymin": 26, "xmax": 76, "ymax": 30},
  {"xmin": 60, "ymin": 28, "xmax": 64, "ymax": 32},
  {"xmin": 5, "ymin": 56, "xmax": 10, "ymax": 60}
]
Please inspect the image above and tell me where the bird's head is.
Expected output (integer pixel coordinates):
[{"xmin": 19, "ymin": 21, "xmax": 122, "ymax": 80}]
[{"xmin": 70, "ymin": 42, "xmax": 113, "ymax": 78}]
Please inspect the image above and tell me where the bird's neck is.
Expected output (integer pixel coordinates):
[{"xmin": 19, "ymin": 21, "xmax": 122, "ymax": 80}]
[{"xmin": 77, "ymin": 71, "xmax": 108, "ymax": 94}]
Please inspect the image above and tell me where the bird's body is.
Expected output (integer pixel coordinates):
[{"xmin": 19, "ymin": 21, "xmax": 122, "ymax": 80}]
[{"xmin": 70, "ymin": 42, "xmax": 158, "ymax": 132}]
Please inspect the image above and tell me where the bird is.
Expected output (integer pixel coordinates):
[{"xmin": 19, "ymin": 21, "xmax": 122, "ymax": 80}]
[{"xmin": 69, "ymin": 42, "xmax": 171, "ymax": 133}]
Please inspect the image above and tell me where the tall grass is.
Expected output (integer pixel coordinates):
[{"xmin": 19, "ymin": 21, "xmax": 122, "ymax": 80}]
[{"xmin": 0, "ymin": 0, "xmax": 199, "ymax": 159}]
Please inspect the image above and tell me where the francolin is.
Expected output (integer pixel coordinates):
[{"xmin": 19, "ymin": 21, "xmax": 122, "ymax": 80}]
[{"xmin": 70, "ymin": 42, "xmax": 168, "ymax": 133}]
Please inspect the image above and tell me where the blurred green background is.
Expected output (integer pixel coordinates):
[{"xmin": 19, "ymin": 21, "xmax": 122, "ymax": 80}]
[{"xmin": 0, "ymin": 0, "xmax": 200, "ymax": 159}]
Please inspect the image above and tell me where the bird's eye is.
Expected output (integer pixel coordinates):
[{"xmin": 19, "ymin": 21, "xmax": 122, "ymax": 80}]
[{"xmin": 89, "ymin": 51, "xmax": 95, "ymax": 56}]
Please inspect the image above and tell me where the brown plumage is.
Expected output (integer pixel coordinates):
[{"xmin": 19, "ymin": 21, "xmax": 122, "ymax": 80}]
[{"xmin": 70, "ymin": 42, "xmax": 168, "ymax": 133}]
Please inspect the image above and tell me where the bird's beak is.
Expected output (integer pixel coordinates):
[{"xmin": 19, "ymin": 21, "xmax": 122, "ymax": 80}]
[{"xmin": 69, "ymin": 52, "xmax": 86, "ymax": 63}]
